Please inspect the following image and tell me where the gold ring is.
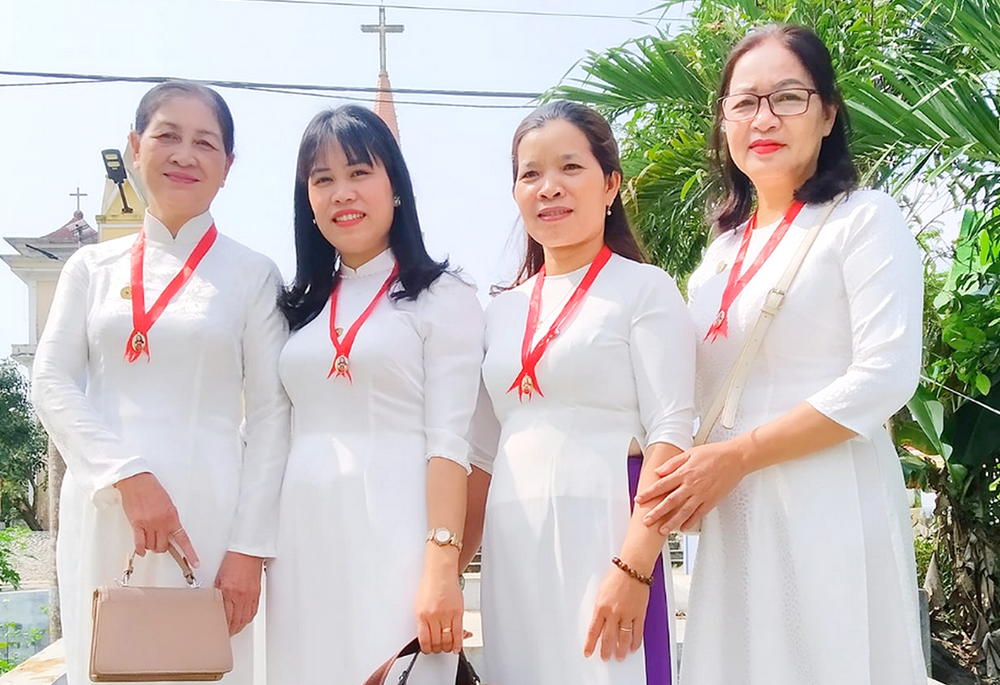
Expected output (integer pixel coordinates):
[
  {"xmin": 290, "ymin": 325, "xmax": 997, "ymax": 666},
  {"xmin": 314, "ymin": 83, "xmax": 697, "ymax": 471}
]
[
  {"xmin": 441, "ymin": 627, "xmax": 452, "ymax": 633},
  {"xmin": 171, "ymin": 528, "xmax": 184, "ymax": 537},
  {"xmin": 619, "ymin": 626, "xmax": 633, "ymax": 632}
]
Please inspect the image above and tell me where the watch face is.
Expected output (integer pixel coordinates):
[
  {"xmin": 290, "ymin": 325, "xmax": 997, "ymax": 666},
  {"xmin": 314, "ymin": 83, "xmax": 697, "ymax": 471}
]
[{"xmin": 434, "ymin": 528, "xmax": 451, "ymax": 544}]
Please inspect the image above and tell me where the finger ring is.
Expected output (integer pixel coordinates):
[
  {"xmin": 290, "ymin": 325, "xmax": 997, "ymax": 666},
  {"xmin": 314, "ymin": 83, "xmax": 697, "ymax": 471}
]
[
  {"xmin": 171, "ymin": 528, "xmax": 184, "ymax": 537},
  {"xmin": 441, "ymin": 627, "xmax": 452, "ymax": 633},
  {"xmin": 619, "ymin": 626, "xmax": 633, "ymax": 632}
]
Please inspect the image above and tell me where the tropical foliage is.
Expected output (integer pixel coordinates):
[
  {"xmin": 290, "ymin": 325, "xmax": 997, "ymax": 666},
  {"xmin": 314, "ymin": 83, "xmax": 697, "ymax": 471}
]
[
  {"xmin": 549, "ymin": 0, "xmax": 1000, "ymax": 671},
  {"xmin": 0, "ymin": 359, "xmax": 46, "ymax": 530}
]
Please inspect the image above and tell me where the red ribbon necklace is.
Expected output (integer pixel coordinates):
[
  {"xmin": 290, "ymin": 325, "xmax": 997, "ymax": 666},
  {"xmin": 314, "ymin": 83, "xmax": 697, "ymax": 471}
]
[
  {"xmin": 508, "ymin": 245, "xmax": 613, "ymax": 402},
  {"xmin": 124, "ymin": 224, "xmax": 218, "ymax": 362},
  {"xmin": 328, "ymin": 265, "xmax": 399, "ymax": 382},
  {"xmin": 704, "ymin": 201, "xmax": 804, "ymax": 342}
]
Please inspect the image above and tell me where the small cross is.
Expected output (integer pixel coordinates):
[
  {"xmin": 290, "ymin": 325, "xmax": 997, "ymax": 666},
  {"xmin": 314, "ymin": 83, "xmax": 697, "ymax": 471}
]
[
  {"xmin": 361, "ymin": 5, "xmax": 404, "ymax": 74},
  {"xmin": 69, "ymin": 187, "xmax": 88, "ymax": 212}
]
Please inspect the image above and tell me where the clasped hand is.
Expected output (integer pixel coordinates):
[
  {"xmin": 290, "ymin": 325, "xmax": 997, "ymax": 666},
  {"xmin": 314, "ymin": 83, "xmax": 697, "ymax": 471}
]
[{"xmin": 634, "ymin": 439, "xmax": 748, "ymax": 534}]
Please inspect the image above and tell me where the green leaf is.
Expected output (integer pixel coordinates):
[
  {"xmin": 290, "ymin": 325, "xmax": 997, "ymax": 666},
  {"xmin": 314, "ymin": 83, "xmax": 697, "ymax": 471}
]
[
  {"xmin": 975, "ymin": 373, "xmax": 992, "ymax": 395},
  {"xmin": 948, "ymin": 461, "xmax": 969, "ymax": 485},
  {"xmin": 906, "ymin": 386, "xmax": 953, "ymax": 459}
]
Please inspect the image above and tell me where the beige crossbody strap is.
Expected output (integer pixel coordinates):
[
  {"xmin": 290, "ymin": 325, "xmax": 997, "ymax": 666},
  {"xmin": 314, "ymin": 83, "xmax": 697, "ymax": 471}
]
[{"xmin": 694, "ymin": 194, "xmax": 845, "ymax": 445}]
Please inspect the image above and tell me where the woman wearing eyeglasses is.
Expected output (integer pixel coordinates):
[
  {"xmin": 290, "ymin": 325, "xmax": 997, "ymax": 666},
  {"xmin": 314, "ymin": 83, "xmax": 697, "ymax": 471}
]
[{"xmin": 635, "ymin": 25, "xmax": 927, "ymax": 684}]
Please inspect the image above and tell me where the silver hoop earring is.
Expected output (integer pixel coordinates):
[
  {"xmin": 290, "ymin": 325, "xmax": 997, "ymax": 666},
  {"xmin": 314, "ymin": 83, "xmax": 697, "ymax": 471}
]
[{"xmin": 393, "ymin": 196, "xmax": 401, "ymax": 207}]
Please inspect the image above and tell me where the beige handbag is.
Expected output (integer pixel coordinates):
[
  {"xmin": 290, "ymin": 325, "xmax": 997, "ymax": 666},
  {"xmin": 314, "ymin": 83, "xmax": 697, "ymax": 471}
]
[{"xmin": 90, "ymin": 544, "xmax": 233, "ymax": 682}]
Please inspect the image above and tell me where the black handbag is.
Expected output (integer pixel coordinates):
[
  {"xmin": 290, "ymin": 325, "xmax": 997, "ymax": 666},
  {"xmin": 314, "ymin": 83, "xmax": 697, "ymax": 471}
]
[{"xmin": 363, "ymin": 638, "xmax": 481, "ymax": 685}]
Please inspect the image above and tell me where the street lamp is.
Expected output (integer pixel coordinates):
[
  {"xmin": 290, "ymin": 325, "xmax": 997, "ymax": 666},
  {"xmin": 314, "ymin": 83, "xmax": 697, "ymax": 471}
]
[{"xmin": 101, "ymin": 149, "xmax": 133, "ymax": 214}]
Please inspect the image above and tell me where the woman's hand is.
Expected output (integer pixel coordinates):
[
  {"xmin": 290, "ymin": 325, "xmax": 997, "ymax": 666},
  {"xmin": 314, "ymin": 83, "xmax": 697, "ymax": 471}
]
[
  {"xmin": 414, "ymin": 549, "xmax": 464, "ymax": 655},
  {"xmin": 116, "ymin": 472, "xmax": 200, "ymax": 567},
  {"xmin": 635, "ymin": 438, "xmax": 748, "ymax": 534},
  {"xmin": 584, "ymin": 565, "xmax": 650, "ymax": 662},
  {"xmin": 215, "ymin": 552, "xmax": 264, "ymax": 636}
]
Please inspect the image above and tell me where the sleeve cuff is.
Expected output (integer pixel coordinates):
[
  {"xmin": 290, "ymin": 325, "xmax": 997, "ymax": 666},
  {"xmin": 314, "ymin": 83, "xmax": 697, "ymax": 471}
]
[
  {"xmin": 226, "ymin": 543, "xmax": 276, "ymax": 560},
  {"xmin": 425, "ymin": 428, "xmax": 472, "ymax": 473},
  {"xmin": 806, "ymin": 397, "xmax": 875, "ymax": 440},
  {"xmin": 91, "ymin": 460, "xmax": 153, "ymax": 509}
]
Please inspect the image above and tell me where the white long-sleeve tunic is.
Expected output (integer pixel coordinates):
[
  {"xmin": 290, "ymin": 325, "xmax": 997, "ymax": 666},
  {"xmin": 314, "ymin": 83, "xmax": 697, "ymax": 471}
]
[
  {"xmin": 479, "ymin": 254, "xmax": 696, "ymax": 685},
  {"xmin": 32, "ymin": 212, "xmax": 290, "ymax": 685},
  {"xmin": 681, "ymin": 190, "xmax": 927, "ymax": 685},
  {"xmin": 266, "ymin": 250, "xmax": 485, "ymax": 685}
]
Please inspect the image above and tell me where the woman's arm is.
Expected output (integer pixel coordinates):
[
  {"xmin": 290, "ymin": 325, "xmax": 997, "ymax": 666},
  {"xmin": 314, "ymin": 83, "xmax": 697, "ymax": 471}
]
[
  {"xmin": 459, "ymin": 380, "xmax": 499, "ymax": 571},
  {"xmin": 636, "ymin": 404, "xmax": 855, "ymax": 532},
  {"xmin": 414, "ymin": 277, "xmax": 486, "ymax": 654},
  {"xmin": 215, "ymin": 260, "xmax": 291, "ymax": 636},
  {"xmin": 638, "ymin": 193, "xmax": 925, "ymax": 533},
  {"xmin": 33, "ymin": 250, "xmax": 153, "ymax": 501},
  {"xmin": 32, "ymin": 250, "xmax": 201, "ymax": 563},
  {"xmin": 586, "ymin": 268, "xmax": 697, "ymax": 662},
  {"xmin": 225, "ymin": 261, "xmax": 291, "ymax": 558}
]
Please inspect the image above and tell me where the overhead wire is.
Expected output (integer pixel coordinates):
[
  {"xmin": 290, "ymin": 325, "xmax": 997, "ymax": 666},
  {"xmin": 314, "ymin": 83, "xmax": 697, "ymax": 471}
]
[
  {"xmin": 0, "ymin": 70, "xmax": 540, "ymax": 99},
  {"xmin": 215, "ymin": 0, "xmax": 668, "ymax": 23}
]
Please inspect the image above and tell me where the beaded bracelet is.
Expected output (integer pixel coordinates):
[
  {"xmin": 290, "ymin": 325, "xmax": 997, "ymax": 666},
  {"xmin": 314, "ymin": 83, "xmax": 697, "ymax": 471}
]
[{"xmin": 611, "ymin": 556, "xmax": 654, "ymax": 586}]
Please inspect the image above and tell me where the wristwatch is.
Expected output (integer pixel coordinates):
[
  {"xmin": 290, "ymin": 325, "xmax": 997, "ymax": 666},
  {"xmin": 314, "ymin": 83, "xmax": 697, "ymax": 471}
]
[{"xmin": 426, "ymin": 527, "xmax": 463, "ymax": 552}]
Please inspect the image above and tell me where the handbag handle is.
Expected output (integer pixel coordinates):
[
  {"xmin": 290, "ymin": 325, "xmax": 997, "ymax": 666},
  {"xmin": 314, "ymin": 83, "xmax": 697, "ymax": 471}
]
[
  {"xmin": 120, "ymin": 542, "xmax": 199, "ymax": 588},
  {"xmin": 695, "ymin": 194, "xmax": 845, "ymax": 444},
  {"xmin": 363, "ymin": 638, "xmax": 481, "ymax": 685}
]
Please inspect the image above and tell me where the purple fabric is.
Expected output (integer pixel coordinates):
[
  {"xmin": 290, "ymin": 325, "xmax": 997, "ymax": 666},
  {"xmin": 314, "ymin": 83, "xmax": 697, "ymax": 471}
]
[{"xmin": 628, "ymin": 455, "xmax": 672, "ymax": 685}]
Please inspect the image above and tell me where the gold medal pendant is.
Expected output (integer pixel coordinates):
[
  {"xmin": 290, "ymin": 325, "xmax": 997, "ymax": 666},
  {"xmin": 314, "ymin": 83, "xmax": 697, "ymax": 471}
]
[
  {"xmin": 335, "ymin": 327, "xmax": 343, "ymax": 338},
  {"xmin": 120, "ymin": 285, "xmax": 132, "ymax": 299},
  {"xmin": 520, "ymin": 375, "xmax": 534, "ymax": 399},
  {"xmin": 334, "ymin": 355, "xmax": 350, "ymax": 375},
  {"xmin": 130, "ymin": 332, "xmax": 146, "ymax": 352}
]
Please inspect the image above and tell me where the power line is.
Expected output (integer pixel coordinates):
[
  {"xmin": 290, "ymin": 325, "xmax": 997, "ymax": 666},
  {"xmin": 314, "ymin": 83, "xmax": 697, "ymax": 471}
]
[
  {"xmin": 0, "ymin": 70, "xmax": 540, "ymax": 100},
  {"xmin": 240, "ymin": 84, "xmax": 535, "ymax": 108},
  {"xmin": 217, "ymin": 0, "xmax": 668, "ymax": 23},
  {"xmin": 0, "ymin": 79, "xmax": 97, "ymax": 88},
  {"xmin": 921, "ymin": 375, "xmax": 1000, "ymax": 418}
]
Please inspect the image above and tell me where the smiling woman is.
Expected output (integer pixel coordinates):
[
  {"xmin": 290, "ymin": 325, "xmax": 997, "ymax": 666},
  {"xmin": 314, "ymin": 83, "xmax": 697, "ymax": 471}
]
[
  {"xmin": 635, "ymin": 25, "xmax": 928, "ymax": 685},
  {"xmin": 31, "ymin": 80, "xmax": 290, "ymax": 685},
  {"xmin": 268, "ymin": 105, "xmax": 485, "ymax": 685},
  {"xmin": 470, "ymin": 101, "xmax": 696, "ymax": 685},
  {"xmin": 129, "ymin": 90, "xmax": 234, "ymax": 234}
]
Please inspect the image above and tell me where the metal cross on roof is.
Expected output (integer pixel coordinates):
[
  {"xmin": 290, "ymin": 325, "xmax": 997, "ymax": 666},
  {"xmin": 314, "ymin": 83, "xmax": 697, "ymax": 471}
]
[
  {"xmin": 69, "ymin": 186, "xmax": 88, "ymax": 212},
  {"xmin": 361, "ymin": 6, "xmax": 404, "ymax": 74}
]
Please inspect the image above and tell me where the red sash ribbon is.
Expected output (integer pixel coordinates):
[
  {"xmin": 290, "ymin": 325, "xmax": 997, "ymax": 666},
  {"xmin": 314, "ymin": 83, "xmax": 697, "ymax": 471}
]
[
  {"xmin": 328, "ymin": 265, "xmax": 399, "ymax": 382},
  {"xmin": 124, "ymin": 224, "xmax": 218, "ymax": 363},
  {"xmin": 704, "ymin": 201, "xmax": 804, "ymax": 342},
  {"xmin": 508, "ymin": 245, "xmax": 613, "ymax": 402}
]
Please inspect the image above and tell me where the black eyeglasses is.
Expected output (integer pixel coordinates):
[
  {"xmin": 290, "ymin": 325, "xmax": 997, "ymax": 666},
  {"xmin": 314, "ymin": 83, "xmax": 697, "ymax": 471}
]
[{"xmin": 719, "ymin": 88, "xmax": 819, "ymax": 122}]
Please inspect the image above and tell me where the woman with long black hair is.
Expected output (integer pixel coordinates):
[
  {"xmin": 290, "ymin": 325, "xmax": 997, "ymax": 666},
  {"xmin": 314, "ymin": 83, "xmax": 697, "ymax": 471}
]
[{"xmin": 266, "ymin": 105, "xmax": 484, "ymax": 685}]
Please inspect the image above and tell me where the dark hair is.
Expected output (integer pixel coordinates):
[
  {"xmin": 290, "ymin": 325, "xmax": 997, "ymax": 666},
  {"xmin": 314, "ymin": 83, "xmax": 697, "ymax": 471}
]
[
  {"xmin": 135, "ymin": 81, "xmax": 235, "ymax": 157},
  {"xmin": 710, "ymin": 24, "xmax": 858, "ymax": 232},
  {"xmin": 279, "ymin": 105, "xmax": 449, "ymax": 332},
  {"xmin": 508, "ymin": 100, "xmax": 646, "ymax": 285}
]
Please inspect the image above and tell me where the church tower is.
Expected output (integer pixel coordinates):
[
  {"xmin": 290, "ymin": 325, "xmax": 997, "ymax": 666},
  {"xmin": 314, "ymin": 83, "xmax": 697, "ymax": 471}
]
[
  {"xmin": 362, "ymin": 5, "xmax": 403, "ymax": 140},
  {"xmin": 1, "ymin": 191, "xmax": 98, "ymax": 371}
]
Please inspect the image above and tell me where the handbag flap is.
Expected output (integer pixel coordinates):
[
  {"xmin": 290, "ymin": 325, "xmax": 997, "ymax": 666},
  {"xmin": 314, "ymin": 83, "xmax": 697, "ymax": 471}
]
[{"xmin": 91, "ymin": 586, "xmax": 233, "ymax": 681}]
